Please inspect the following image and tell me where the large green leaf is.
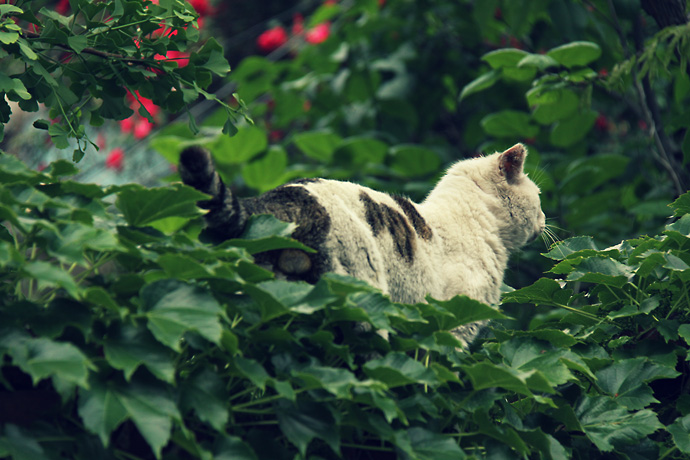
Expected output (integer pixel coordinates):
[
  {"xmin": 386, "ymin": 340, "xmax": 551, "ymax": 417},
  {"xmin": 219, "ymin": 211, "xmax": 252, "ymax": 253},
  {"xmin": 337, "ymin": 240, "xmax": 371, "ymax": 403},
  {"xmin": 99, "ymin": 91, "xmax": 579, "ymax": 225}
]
[
  {"xmin": 78, "ymin": 376, "xmax": 180, "ymax": 458},
  {"xmin": 481, "ymin": 110, "xmax": 539, "ymax": 138},
  {"xmin": 668, "ymin": 414, "xmax": 690, "ymax": 454},
  {"xmin": 0, "ymin": 329, "xmax": 93, "ymax": 388},
  {"xmin": 276, "ymin": 400, "xmax": 340, "ymax": 457},
  {"xmin": 363, "ymin": 352, "xmax": 438, "ymax": 388},
  {"xmin": 388, "ymin": 144, "xmax": 441, "ymax": 177},
  {"xmin": 292, "ymin": 130, "xmax": 342, "ymax": 162},
  {"xmin": 547, "ymin": 41, "xmax": 601, "ymax": 67},
  {"xmin": 575, "ymin": 396, "xmax": 662, "ymax": 451},
  {"xmin": 207, "ymin": 125, "xmax": 267, "ymax": 164},
  {"xmin": 115, "ymin": 183, "xmax": 207, "ymax": 227},
  {"xmin": 140, "ymin": 279, "xmax": 224, "ymax": 351},
  {"xmin": 482, "ymin": 48, "xmax": 530, "ymax": 68},
  {"xmin": 501, "ymin": 278, "xmax": 572, "ymax": 307},
  {"xmin": 595, "ymin": 358, "xmax": 679, "ymax": 410},
  {"xmin": 180, "ymin": 368, "xmax": 229, "ymax": 431},
  {"xmin": 459, "ymin": 69, "xmax": 501, "ymax": 100},
  {"xmin": 397, "ymin": 427, "xmax": 466, "ymax": 460},
  {"xmin": 104, "ymin": 324, "xmax": 175, "ymax": 383},
  {"xmin": 550, "ymin": 110, "xmax": 598, "ymax": 147},
  {"xmin": 0, "ymin": 424, "xmax": 50, "ymax": 460}
]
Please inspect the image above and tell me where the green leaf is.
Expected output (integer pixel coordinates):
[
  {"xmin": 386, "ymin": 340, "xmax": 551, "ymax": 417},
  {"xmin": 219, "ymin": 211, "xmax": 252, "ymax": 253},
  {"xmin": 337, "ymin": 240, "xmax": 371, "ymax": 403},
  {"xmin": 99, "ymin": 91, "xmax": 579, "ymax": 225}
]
[
  {"xmin": 566, "ymin": 257, "xmax": 633, "ymax": 288},
  {"xmin": 0, "ymin": 331, "xmax": 93, "ymax": 388},
  {"xmin": 363, "ymin": 352, "xmax": 438, "ymax": 387},
  {"xmin": 595, "ymin": 358, "xmax": 679, "ymax": 409},
  {"xmin": 0, "ymin": 73, "xmax": 31, "ymax": 100},
  {"xmin": 180, "ymin": 368, "xmax": 229, "ymax": 431},
  {"xmin": 547, "ymin": 41, "xmax": 602, "ymax": 68},
  {"xmin": 459, "ymin": 69, "xmax": 501, "ymax": 100},
  {"xmin": 22, "ymin": 260, "xmax": 79, "ymax": 298},
  {"xmin": 517, "ymin": 53, "xmax": 560, "ymax": 70},
  {"xmin": 501, "ymin": 278, "xmax": 572, "ymax": 307},
  {"xmin": 78, "ymin": 376, "xmax": 180, "ymax": 458},
  {"xmin": 482, "ymin": 48, "xmax": 530, "ymax": 68},
  {"xmin": 402, "ymin": 427, "xmax": 466, "ymax": 460},
  {"xmin": 104, "ymin": 324, "xmax": 175, "ymax": 383},
  {"xmin": 670, "ymin": 191, "xmax": 690, "ymax": 217},
  {"xmin": 429, "ymin": 295, "xmax": 508, "ymax": 329},
  {"xmin": 0, "ymin": 424, "xmax": 50, "ymax": 460},
  {"xmin": 276, "ymin": 400, "xmax": 340, "ymax": 457},
  {"xmin": 462, "ymin": 362, "xmax": 556, "ymax": 397},
  {"xmin": 228, "ymin": 214, "xmax": 314, "ymax": 254},
  {"xmin": 529, "ymin": 88, "xmax": 579, "ymax": 124},
  {"xmin": 242, "ymin": 146, "xmax": 287, "ymax": 192},
  {"xmin": 575, "ymin": 396, "xmax": 662, "ymax": 451},
  {"xmin": 208, "ymin": 125, "xmax": 267, "ymax": 164},
  {"xmin": 668, "ymin": 414, "xmax": 690, "ymax": 454},
  {"xmin": 67, "ymin": 35, "xmax": 88, "ymax": 54},
  {"xmin": 543, "ymin": 236, "xmax": 599, "ymax": 260},
  {"xmin": 334, "ymin": 136, "xmax": 388, "ymax": 166},
  {"xmin": 550, "ymin": 110, "xmax": 598, "ymax": 147},
  {"xmin": 481, "ymin": 110, "xmax": 539, "ymax": 138},
  {"xmin": 292, "ymin": 130, "xmax": 342, "ymax": 162},
  {"xmin": 115, "ymin": 183, "xmax": 207, "ymax": 227},
  {"xmin": 213, "ymin": 435, "xmax": 259, "ymax": 460},
  {"xmin": 141, "ymin": 279, "xmax": 224, "ymax": 351},
  {"xmin": 500, "ymin": 338, "xmax": 576, "ymax": 387},
  {"xmin": 389, "ymin": 144, "xmax": 441, "ymax": 177},
  {"xmin": 293, "ymin": 366, "xmax": 360, "ymax": 399},
  {"xmin": 233, "ymin": 356, "xmax": 272, "ymax": 390}
]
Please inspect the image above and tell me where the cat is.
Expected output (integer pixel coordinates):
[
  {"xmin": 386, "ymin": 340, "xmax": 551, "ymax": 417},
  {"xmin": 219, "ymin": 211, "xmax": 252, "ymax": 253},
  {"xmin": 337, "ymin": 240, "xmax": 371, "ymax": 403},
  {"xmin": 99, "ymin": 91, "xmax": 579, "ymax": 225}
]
[{"xmin": 178, "ymin": 143, "xmax": 545, "ymax": 347}]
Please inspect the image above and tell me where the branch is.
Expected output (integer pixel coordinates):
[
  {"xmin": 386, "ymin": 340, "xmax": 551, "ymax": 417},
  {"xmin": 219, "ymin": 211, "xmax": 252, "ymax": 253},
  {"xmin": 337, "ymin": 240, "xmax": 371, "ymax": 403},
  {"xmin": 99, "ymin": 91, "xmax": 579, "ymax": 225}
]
[{"xmin": 20, "ymin": 29, "xmax": 159, "ymax": 66}]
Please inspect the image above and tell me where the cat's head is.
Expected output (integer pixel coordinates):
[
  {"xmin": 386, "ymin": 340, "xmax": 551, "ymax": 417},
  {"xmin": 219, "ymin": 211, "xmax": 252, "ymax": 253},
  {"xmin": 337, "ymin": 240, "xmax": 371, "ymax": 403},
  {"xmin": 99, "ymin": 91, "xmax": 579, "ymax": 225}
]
[{"xmin": 444, "ymin": 143, "xmax": 546, "ymax": 251}]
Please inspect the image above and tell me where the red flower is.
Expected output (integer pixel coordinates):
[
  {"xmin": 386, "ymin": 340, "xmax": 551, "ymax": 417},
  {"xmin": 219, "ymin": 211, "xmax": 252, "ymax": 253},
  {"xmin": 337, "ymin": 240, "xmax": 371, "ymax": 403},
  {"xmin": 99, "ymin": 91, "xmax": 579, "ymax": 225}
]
[
  {"xmin": 257, "ymin": 26, "xmax": 288, "ymax": 53},
  {"xmin": 595, "ymin": 114, "xmax": 610, "ymax": 132},
  {"xmin": 188, "ymin": 0, "xmax": 212, "ymax": 16},
  {"xmin": 305, "ymin": 22, "xmax": 330, "ymax": 44},
  {"xmin": 106, "ymin": 148, "xmax": 125, "ymax": 171},
  {"xmin": 56, "ymin": 0, "xmax": 70, "ymax": 15},
  {"xmin": 133, "ymin": 118, "xmax": 155, "ymax": 139}
]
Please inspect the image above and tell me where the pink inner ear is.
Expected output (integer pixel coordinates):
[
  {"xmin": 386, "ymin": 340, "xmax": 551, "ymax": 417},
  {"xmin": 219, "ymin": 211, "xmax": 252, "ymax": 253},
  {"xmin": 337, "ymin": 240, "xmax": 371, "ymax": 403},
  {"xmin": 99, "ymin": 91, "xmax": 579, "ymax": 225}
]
[{"xmin": 499, "ymin": 144, "xmax": 526, "ymax": 184}]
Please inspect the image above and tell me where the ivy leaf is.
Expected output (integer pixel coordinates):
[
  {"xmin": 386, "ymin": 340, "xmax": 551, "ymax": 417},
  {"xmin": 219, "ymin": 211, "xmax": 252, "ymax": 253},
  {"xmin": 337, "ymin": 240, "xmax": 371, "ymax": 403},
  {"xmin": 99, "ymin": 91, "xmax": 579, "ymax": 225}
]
[
  {"xmin": 276, "ymin": 400, "xmax": 340, "ymax": 458},
  {"xmin": 501, "ymin": 278, "xmax": 572, "ymax": 307},
  {"xmin": 140, "ymin": 279, "xmax": 224, "ymax": 351},
  {"xmin": 668, "ymin": 414, "xmax": 690, "ymax": 454},
  {"xmin": 0, "ymin": 424, "xmax": 50, "ymax": 460},
  {"xmin": 575, "ymin": 396, "xmax": 662, "ymax": 451},
  {"xmin": 78, "ymin": 376, "xmax": 180, "ymax": 458},
  {"xmin": 399, "ymin": 427, "xmax": 466, "ymax": 460},
  {"xmin": 595, "ymin": 358, "xmax": 680, "ymax": 410},
  {"xmin": 364, "ymin": 352, "xmax": 438, "ymax": 388},
  {"xmin": 180, "ymin": 368, "xmax": 229, "ymax": 431},
  {"xmin": 0, "ymin": 330, "xmax": 93, "ymax": 389},
  {"xmin": 104, "ymin": 323, "xmax": 175, "ymax": 383},
  {"xmin": 115, "ymin": 183, "xmax": 207, "ymax": 227}
]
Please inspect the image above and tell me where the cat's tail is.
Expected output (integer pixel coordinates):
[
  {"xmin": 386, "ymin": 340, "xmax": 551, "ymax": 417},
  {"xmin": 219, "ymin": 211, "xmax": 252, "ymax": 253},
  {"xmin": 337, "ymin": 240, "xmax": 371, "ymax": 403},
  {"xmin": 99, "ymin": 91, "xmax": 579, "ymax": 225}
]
[{"xmin": 179, "ymin": 146, "xmax": 247, "ymax": 239}]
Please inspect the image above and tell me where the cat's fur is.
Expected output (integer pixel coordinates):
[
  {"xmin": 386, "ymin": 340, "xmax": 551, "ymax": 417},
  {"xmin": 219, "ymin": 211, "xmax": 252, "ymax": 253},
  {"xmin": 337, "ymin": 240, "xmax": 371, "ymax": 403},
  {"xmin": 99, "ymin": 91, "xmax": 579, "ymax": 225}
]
[{"xmin": 179, "ymin": 143, "xmax": 545, "ymax": 347}]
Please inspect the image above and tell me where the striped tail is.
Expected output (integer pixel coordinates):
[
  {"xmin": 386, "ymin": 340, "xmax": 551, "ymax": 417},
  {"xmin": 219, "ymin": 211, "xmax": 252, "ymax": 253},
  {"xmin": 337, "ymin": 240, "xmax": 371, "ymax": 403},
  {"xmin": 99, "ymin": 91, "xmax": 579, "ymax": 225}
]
[{"xmin": 178, "ymin": 146, "xmax": 247, "ymax": 240}]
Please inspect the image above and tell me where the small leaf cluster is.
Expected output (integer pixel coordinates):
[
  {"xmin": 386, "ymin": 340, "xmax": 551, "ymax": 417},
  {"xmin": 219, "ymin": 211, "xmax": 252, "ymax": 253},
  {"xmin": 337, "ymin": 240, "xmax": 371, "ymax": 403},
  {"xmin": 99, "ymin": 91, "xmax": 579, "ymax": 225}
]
[
  {"xmin": 2, "ymin": 140, "xmax": 690, "ymax": 458},
  {"xmin": 0, "ymin": 0, "xmax": 242, "ymax": 161}
]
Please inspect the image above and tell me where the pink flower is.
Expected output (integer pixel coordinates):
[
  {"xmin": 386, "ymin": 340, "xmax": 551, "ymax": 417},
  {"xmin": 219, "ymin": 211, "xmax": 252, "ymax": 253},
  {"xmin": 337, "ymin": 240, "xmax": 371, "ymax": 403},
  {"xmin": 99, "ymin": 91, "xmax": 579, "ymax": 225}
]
[
  {"xmin": 56, "ymin": 0, "xmax": 70, "ymax": 15},
  {"xmin": 305, "ymin": 22, "xmax": 330, "ymax": 44},
  {"xmin": 133, "ymin": 118, "xmax": 154, "ymax": 139},
  {"xmin": 106, "ymin": 148, "xmax": 125, "ymax": 171},
  {"xmin": 257, "ymin": 26, "xmax": 288, "ymax": 53},
  {"xmin": 188, "ymin": 0, "xmax": 212, "ymax": 16}
]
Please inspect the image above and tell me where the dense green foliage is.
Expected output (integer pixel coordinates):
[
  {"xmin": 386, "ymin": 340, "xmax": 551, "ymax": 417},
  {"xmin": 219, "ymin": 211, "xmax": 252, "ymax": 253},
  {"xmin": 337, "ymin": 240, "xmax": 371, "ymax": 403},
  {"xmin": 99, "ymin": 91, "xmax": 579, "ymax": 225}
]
[{"xmin": 1, "ymin": 0, "xmax": 690, "ymax": 459}]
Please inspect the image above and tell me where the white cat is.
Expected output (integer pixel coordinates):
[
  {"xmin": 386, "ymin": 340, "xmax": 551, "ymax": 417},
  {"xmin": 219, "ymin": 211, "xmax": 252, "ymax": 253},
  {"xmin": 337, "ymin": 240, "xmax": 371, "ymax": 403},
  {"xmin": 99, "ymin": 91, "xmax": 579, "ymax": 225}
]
[{"xmin": 179, "ymin": 143, "xmax": 545, "ymax": 346}]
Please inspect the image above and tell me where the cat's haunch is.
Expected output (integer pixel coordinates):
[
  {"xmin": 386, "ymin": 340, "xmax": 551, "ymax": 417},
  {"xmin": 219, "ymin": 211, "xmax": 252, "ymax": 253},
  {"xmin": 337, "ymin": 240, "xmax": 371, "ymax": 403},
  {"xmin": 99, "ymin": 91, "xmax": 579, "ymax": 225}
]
[{"xmin": 179, "ymin": 143, "xmax": 546, "ymax": 347}]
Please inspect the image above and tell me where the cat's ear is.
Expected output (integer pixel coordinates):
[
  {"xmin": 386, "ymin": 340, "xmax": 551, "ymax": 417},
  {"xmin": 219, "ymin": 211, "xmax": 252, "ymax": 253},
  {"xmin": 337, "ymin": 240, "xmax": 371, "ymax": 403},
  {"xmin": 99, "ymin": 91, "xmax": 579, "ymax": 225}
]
[{"xmin": 498, "ymin": 143, "xmax": 527, "ymax": 184}]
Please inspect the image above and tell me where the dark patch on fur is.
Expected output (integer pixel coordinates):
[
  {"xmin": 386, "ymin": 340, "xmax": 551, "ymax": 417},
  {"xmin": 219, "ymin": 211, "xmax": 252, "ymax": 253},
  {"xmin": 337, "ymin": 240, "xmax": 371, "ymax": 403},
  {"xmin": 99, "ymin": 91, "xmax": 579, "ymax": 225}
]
[
  {"xmin": 244, "ymin": 185, "xmax": 332, "ymax": 282},
  {"xmin": 391, "ymin": 195, "xmax": 433, "ymax": 241},
  {"xmin": 359, "ymin": 192, "xmax": 416, "ymax": 263}
]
